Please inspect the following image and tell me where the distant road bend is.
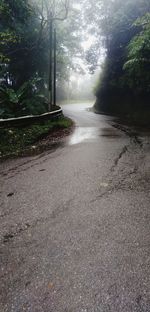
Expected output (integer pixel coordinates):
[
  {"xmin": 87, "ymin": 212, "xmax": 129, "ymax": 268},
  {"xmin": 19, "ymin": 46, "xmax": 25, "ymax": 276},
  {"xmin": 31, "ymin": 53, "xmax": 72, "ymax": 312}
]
[{"xmin": 1, "ymin": 102, "xmax": 150, "ymax": 312}]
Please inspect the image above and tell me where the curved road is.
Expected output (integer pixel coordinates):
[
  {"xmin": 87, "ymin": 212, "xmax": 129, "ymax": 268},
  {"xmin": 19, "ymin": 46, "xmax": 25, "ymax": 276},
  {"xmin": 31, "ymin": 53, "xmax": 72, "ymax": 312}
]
[{"xmin": 0, "ymin": 102, "xmax": 150, "ymax": 312}]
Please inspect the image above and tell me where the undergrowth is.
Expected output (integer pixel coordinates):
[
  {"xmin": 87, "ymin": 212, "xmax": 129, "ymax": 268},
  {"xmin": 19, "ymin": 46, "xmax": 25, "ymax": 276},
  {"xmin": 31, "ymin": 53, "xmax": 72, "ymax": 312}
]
[{"xmin": 0, "ymin": 117, "xmax": 73, "ymax": 158}]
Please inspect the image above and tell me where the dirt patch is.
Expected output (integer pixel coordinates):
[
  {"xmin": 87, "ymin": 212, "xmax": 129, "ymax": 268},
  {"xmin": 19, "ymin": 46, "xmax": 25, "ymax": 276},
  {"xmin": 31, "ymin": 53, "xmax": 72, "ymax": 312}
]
[
  {"xmin": 0, "ymin": 118, "xmax": 74, "ymax": 160},
  {"xmin": 21, "ymin": 124, "xmax": 74, "ymax": 157}
]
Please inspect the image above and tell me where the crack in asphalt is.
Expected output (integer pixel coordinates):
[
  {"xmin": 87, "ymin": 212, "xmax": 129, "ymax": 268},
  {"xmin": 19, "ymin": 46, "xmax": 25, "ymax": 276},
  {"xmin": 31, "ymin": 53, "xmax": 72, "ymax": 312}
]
[
  {"xmin": 92, "ymin": 156, "xmax": 150, "ymax": 203},
  {"xmin": 111, "ymin": 145, "xmax": 128, "ymax": 172},
  {"xmin": 1, "ymin": 197, "xmax": 75, "ymax": 244},
  {"xmin": 91, "ymin": 137, "xmax": 146, "ymax": 204},
  {"xmin": 114, "ymin": 145, "xmax": 128, "ymax": 166},
  {"xmin": 91, "ymin": 123, "xmax": 146, "ymax": 201},
  {"xmin": 92, "ymin": 149, "xmax": 148, "ymax": 202},
  {"xmin": 0, "ymin": 121, "xmax": 148, "ymax": 242},
  {"xmin": 112, "ymin": 123, "xmax": 143, "ymax": 148},
  {"xmin": 0, "ymin": 122, "xmax": 142, "ymax": 181},
  {"xmin": 0, "ymin": 146, "xmax": 64, "ymax": 180},
  {"xmin": 91, "ymin": 175, "xmax": 128, "ymax": 203},
  {"xmin": 2, "ymin": 223, "xmax": 31, "ymax": 243}
]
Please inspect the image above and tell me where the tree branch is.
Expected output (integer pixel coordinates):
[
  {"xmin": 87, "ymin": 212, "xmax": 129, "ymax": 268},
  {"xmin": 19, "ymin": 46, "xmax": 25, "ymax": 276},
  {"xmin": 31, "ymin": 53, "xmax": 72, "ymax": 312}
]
[{"xmin": 54, "ymin": 0, "xmax": 69, "ymax": 21}]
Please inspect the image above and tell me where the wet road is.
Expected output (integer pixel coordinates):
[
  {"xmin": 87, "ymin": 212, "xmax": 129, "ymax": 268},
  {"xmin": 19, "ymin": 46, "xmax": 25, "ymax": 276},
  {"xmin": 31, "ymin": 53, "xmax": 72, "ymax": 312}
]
[{"xmin": 0, "ymin": 102, "xmax": 150, "ymax": 312}]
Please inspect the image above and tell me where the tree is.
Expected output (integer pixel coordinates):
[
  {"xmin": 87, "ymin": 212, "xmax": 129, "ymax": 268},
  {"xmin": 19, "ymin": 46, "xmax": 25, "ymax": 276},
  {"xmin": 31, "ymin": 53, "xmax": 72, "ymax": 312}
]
[
  {"xmin": 0, "ymin": 0, "xmax": 83, "ymax": 117},
  {"xmin": 91, "ymin": 0, "xmax": 150, "ymax": 114},
  {"xmin": 124, "ymin": 13, "xmax": 150, "ymax": 93},
  {"xmin": 0, "ymin": 0, "xmax": 43, "ymax": 88}
]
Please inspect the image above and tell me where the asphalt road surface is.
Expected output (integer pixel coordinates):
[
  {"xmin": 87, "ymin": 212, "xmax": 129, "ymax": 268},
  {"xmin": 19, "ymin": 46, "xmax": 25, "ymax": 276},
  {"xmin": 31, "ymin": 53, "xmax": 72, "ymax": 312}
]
[{"xmin": 0, "ymin": 102, "xmax": 150, "ymax": 312}]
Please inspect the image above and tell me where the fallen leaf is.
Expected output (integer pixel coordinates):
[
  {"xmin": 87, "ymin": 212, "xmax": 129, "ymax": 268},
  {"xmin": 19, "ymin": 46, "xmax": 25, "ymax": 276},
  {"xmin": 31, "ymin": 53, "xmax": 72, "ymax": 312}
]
[{"xmin": 48, "ymin": 282, "xmax": 54, "ymax": 289}]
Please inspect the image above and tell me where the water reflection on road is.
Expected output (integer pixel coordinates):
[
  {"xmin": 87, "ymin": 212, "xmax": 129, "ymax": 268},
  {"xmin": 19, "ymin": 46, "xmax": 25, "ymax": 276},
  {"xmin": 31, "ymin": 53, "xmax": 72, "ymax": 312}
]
[
  {"xmin": 69, "ymin": 127, "xmax": 99, "ymax": 145},
  {"xmin": 62, "ymin": 102, "xmax": 122, "ymax": 146},
  {"xmin": 69, "ymin": 126, "xmax": 122, "ymax": 145}
]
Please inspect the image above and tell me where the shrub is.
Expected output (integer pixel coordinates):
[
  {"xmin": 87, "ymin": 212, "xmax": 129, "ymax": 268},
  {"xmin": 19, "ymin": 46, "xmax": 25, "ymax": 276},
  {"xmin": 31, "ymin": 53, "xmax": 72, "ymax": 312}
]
[{"xmin": 0, "ymin": 79, "xmax": 48, "ymax": 118}]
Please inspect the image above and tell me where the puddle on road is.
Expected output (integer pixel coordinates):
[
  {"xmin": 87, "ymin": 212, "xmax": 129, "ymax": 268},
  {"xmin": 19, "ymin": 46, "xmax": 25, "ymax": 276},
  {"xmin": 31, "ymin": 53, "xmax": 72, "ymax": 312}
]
[
  {"xmin": 69, "ymin": 127, "xmax": 98, "ymax": 145},
  {"xmin": 69, "ymin": 127, "xmax": 121, "ymax": 145}
]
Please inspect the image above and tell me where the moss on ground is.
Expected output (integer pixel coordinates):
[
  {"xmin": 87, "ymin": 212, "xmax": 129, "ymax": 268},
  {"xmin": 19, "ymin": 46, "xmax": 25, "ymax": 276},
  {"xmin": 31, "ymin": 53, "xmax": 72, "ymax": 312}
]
[{"xmin": 0, "ymin": 117, "xmax": 73, "ymax": 159}]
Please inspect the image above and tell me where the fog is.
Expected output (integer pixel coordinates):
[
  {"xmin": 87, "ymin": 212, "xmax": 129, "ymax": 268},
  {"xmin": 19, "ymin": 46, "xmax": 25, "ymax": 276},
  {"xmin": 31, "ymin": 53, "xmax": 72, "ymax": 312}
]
[
  {"xmin": 30, "ymin": 0, "xmax": 104, "ymax": 103},
  {"xmin": 1, "ymin": 0, "xmax": 148, "ymax": 111}
]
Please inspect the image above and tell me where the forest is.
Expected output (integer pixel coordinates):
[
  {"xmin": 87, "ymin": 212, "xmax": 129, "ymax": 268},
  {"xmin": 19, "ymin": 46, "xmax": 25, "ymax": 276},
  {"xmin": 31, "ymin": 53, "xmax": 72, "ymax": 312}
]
[
  {"xmin": 92, "ymin": 0, "xmax": 150, "ymax": 119},
  {"xmin": 0, "ymin": 0, "xmax": 82, "ymax": 118},
  {"xmin": 0, "ymin": 0, "xmax": 150, "ymax": 120}
]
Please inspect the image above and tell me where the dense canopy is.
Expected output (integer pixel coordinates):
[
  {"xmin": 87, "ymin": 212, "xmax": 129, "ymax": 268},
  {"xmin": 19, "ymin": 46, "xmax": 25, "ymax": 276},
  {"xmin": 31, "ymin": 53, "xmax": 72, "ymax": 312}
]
[{"xmin": 0, "ymin": 0, "xmax": 150, "ymax": 119}]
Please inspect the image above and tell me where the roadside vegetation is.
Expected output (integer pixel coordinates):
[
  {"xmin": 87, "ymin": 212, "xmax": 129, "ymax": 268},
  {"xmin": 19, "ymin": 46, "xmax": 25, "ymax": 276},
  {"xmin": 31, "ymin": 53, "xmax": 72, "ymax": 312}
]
[
  {"xmin": 0, "ymin": 1, "xmax": 78, "ymax": 159},
  {"xmin": 0, "ymin": 0, "xmax": 82, "ymax": 118},
  {"xmin": 83, "ymin": 0, "xmax": 150, "ymax": 123},
  {"xmin": 1, "ymin": 0, "xmax": 150, "ymax": 128},
  {"xmin": 0, "ymin": 117, "xmax": 73, "ymax": 159}
]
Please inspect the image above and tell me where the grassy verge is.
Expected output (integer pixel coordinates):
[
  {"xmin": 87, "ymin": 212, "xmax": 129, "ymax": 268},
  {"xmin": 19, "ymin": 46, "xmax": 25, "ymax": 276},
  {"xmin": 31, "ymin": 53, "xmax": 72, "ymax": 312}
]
[{"xmin": 0, "ymin": 116, "xmax": 73, "ymax": 159}]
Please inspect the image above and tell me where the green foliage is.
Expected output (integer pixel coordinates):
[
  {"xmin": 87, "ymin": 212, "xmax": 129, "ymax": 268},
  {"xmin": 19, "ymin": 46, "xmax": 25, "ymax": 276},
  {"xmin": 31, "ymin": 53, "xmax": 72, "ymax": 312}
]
[
  {"xmin": 0, "ymin": 0, "xmax": 83, "ymax": 114},
  {"xmin": 0, "ymin": 117, "xmax": 73, "ymax": 158},
  {"xmin": 0, "ymin": 0, "xmax": 39, "ymax": 87},
  {"xmin": 0, "ymin": 79, "xmax": 48, "ymax": 118},
  {"xmin": 123, "ymin": 13, "xmax": 150, "ymax": 92},
  {"xmin": 92, "ymin": 0, "xmax": 150, "ymax": 115}
]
